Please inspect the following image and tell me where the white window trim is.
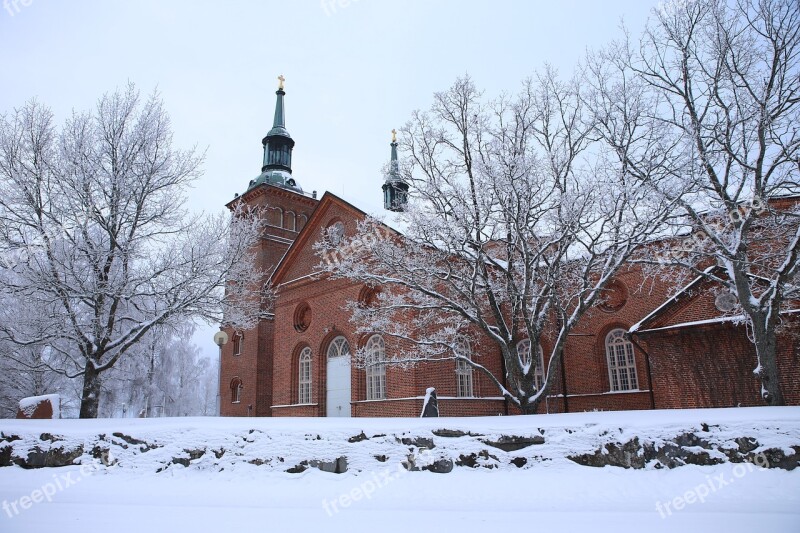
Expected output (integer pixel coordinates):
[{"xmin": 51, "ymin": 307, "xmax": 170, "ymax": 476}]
[
  {"xmin": 455, "ymin": 337, "xmax": 474, "ymax": 398},
  {"xmin": 365, "ymin": 335, "xmax": 386, "ymax": 401},
  {"xmin": 298, "ymin": 347, "xmax": 312, "ymax": 404},
  {"xmin": 605, "ymin": 329, "xmax": 639, "ymax": 392}
]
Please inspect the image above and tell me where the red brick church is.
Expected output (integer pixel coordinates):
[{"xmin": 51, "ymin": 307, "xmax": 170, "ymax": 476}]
[{"xmin": 218, "ymin": 81, "xmax": 800, "ymax": 418}]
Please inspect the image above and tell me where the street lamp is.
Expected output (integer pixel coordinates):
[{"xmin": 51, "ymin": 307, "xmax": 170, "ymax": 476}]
[{"xmin": 213, "ymin": 330, "xmax": 229, "ymax": 416}]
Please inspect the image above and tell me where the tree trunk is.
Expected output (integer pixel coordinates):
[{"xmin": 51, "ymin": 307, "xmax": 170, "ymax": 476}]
[
  {"xmin": 751, "ymin": 314, "xmax": 786, "ymax": 406},
  {"xmin": 79, "ymin": 361, "xmax": 102, "ymax": 418}
]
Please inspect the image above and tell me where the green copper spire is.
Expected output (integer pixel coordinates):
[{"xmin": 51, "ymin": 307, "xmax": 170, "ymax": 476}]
[
  {"xmin": 267, "ymin": 74, "xmax": 290, "ymax": 139},
  {"xmin": 247, "ymin": 75, "xmax": 301, "ymax": 192}
]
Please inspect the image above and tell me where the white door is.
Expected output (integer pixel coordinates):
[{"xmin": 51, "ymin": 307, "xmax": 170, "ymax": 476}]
[{"xmin": 326, "ymin": 337, "xmax": 351, "ymax": 417}]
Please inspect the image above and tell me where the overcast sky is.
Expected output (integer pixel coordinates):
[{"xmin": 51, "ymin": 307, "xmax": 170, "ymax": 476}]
[{"xmin": 1, "ymin": 0, "xmax": 661, "ymax": 359}]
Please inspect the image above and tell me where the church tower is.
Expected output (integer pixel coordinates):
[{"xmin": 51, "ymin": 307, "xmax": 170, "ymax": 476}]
[
  {"xmin": 219, "ymin": 76, "xmax": 318, "ymax": 417},
  {"xmin": 382, "ymin": 129, "xmax": 409, "ymax": 212}
]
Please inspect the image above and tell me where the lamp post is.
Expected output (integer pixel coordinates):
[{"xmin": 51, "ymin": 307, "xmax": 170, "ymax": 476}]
[{"xmin": 213, "ymin": 330, "xmax": 229, "ymax": 416}]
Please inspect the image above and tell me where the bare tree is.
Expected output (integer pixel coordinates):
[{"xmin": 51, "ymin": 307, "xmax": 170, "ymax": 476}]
[
  {"xmin": 589, "ymin": 0, "xmax": 800, "ymax": 405},
  {"xmin": 0, "ymin": 85, "xmax": 268, "ymax": 418},
  {"xmin": 321, "ymin": 74, "xmax": 677, "ymax": 414}
]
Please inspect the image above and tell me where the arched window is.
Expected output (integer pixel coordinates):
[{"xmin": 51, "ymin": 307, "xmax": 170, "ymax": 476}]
[
  {"xmin": 297, "ymin": 214, "xmax": 308, "ymax": 231},
  {"xmin": 298, "ymin": 347, "xmax": 312, "ymax": 404},
  {"xmin": 365, "ymin": 335, "xmax": 386, "ymax": 400},
  {"xmin": 606, "ymin": 329, "xmax": 638, "ymax": 391},
  {"xmin": 455, "ymin": 337, "xmax": 474, "ymax": 397},
  {"xmin": 327, "ymin": 336, "xmax": 350, "ymax": 359},
  {"xmin": 232, "ymin": 332, "xmax": 242, "ymax": 356},
  {"xmin": 516, "ymin": 339, "xmax": 544, "ymax": 390},
  {"xmin": 230, "ymin": 378, "xmax": 243, "ymax": 403},
  {"xmin": 285, "ymin": 211, "xmax": 296, "ymax": 231}
]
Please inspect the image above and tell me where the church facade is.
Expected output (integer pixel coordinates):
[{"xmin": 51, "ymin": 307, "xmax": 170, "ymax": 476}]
[{"xmin": 218, "ymin": 82, "xmax": 800, "ymax": 418}]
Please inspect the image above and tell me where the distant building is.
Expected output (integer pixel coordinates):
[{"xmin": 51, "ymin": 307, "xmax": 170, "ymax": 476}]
[{"xmin": 218, "ymin": 80, "xmax": 799, "ymax": 417}]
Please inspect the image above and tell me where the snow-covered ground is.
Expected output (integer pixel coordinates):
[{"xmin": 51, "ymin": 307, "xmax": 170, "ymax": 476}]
[{"xmin": 1, "ymin": 407, "xmax": 799, "ymax": 532}]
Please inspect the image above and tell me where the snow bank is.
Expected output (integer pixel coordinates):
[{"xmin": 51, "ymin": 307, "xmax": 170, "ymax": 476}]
[{"xmin": 1, "ymin": 406, "xmax": 798, "ymax": 474}]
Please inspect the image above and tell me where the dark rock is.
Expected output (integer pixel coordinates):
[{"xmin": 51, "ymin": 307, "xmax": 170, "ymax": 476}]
[
  {"xmin": 569, "ymin": 438, "xmax": 645, "ymax": 469},
  {"xmin": 432, "ymin": 429, "xmax": 483, "ymax": 438},
  {"xmin": 348, "ymin": 432, "xmax": 368, "ymax": 443},
  {"xmin": 213, "ymin": 448, "xmax": 225, "ymax": 459},
  {"xmin": 482, "ymin": 435, "xmax": 544, "ymax": 452},
  {"xmin": 0, "ymin": 445, "xmax": 12, "ymax": 467},
  {"xmin": 286, "ymin": 463, "xmax": 308, "ymax": 473},
  {"xmin": 171, "ymin": 457, "xmax": 190, "ymax": 467},
  {"xmin": 736, "ymin": 437, "xmax": 759, "ymax": 453},
  {"xmin": 40, "ymin": 433, "xmax": 62, "ymax": 443},
  {"xmin": 752, "ymin": 447, "xmax": 800, "ymax": 470},
  {"xmin": 400, "ymin": 436, "xmax": 435, "ymax": 449},
  {"xmin": 511, "ymin": 457, "xmax": 528, "ymax": 468},
  {"xmin": 374, "ymin": 454, "xmax": 388, "ymax": 462},
  {"xmin": 20, "ymin": 445, "xmax": 84, "ymax": 468},
  {"xmin": 288, "ymin": 457, "xmax": 348, "ymax": 474},
  {"xmin": 423, "ymin": 458, "xmax": 453, "ymax": 474},
  {"xmin": 0, "ymin": 433, "xmax": 21, "ymax": 443},
  {"xmin": 112, "ymin": 432, "xmax": 146, "ymax": 446},
  {"xmin": 185, "ymin": 449, "xmax": 206, "ymax": 461},
  {"xmin": 456, "ymin": 453, "xmax": 479, "ymax": 468}
]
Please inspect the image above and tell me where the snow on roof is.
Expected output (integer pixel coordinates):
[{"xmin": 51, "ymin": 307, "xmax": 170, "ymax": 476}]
[{"xmin": 628, "ymin": 265, "xmax": 719, "ymax": 333}]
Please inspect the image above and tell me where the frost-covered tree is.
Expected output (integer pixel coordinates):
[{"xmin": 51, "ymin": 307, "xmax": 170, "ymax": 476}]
[
  {"xmin": 0, "ymin": 340, "xmax": 78, "ymax": 418},
  {"xmin": 98, "ymin": 323, "xmax": 217, "ymax": 418},
  {"xmin": 0, "ymin": 85, "xmax": 268, "ymax": 418},
  {"xmin": 322, "ymin": 74, "xmax": 677, "ymax": 414},
  {"xmin": 588, "ymin": 0, "xmax": 800, "ymax": 405}
]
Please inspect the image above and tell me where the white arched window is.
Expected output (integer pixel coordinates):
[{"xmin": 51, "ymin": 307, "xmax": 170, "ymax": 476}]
[
  {"xmin": 298, "ymin": 347, "xmax": 312, "ymax": 404},
  {"xmin": 365, "ymin": 335, "xmax": 386, "ymax": 400},
  {"xmin": 516, "ymin": 339, "xmax": 544, "ymax": 390},
  {"xmin": 606, "ymin": 329, "xmax": 638, "ymax": 391},
  {"xmin": 327, "ymin": 336, "xmax": 350, "ymax": 359},
  {"xmin": 455, "ymin": 337, "xmax": 474, "ymax": 397}
]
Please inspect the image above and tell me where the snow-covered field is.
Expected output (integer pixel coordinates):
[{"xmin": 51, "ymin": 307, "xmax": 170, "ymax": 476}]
[{"xmin": 1, "ymin": 407, "xmax": 799, "ymax": 532}]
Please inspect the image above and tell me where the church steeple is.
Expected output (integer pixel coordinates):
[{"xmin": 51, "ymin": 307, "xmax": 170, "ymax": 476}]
[
  {"xmin": 382, "ymin": 129, "xmax": 409, "ymax": 212},
  {"xmin": 262, "ymin": 74, "xmax": 294, "ymax": 174},
  {"xmin": 248, "ymin": 75, "xmax": 301, "ymax": 192}
]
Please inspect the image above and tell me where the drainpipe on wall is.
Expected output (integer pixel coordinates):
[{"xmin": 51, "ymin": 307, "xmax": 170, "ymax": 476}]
[{"xmin": 628, "ymin": 333, "xmax": 656, "ymax": 410}]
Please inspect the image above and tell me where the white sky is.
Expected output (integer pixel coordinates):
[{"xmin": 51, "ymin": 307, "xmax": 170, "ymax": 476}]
[{"xmin": 1, "ymin": 0, "xmax": 660, "ymax": 362}]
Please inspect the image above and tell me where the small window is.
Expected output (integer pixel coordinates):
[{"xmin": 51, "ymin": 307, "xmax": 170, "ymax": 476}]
[
  {"xmin": 606, "ymin": 329, "xmax": 638, "ymax": 391},
  {"xmin": 232, "ymin": 333, "xmax": 242, "ymax": 356},
  {"xmin": 231, "ymin": 378, "xmax": 243, "ymax": 403},
  {"xmin": 365, "ymin": 335, "xmax": 386, "ymax": 400},
  {"xmin": 516, "ymin": 339, "xmax": 544, "ymax": 390},
  {"xmin": 455, "ymin": 337, "xmax": 474, "ymax": 397},
  {"xmin": 298, "ymin": 347, "xmax": 312, "ymax": 404}
]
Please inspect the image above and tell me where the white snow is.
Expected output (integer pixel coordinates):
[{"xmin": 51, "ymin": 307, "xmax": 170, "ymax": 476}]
[
  {"xmin": 17, "ymin": 394, "xmax": 60, "ymax": 419},
  {"xmin": 0, "ymin": 407, "xmax": 798, "ymax": 532},
  {"xmin": 629, "ymin": 265, "xmax": 717, "ymax": 333}
]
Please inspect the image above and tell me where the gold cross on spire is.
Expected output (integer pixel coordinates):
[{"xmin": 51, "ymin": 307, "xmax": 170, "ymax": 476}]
[
  {"xmin": 391, "ymin": 128, "xmax": 397, "ymax": 143},
  {"xmin": 278, "ymin": 74, "xmax": 285, "ymax": 90}
]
